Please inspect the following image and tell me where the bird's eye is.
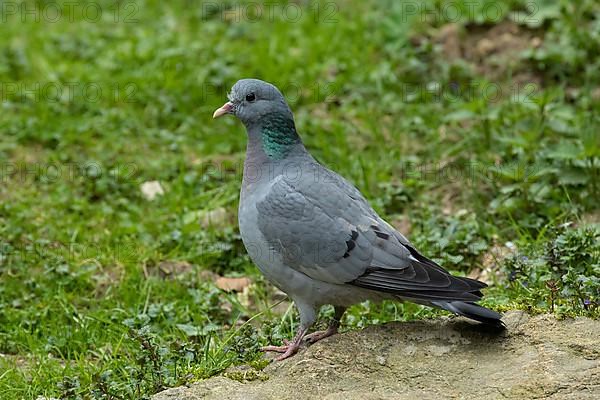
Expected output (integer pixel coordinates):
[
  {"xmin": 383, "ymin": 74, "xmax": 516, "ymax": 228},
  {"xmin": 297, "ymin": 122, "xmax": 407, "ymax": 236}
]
[{"xmin": 245, "ymin": 93, "xmax": 256, "ymax": 102}]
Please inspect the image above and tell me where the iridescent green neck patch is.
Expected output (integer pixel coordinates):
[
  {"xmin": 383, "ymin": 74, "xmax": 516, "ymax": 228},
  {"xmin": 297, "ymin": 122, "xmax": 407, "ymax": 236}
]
[{"xmin": 260, "ymin": 114, "xmax": 300, "ymax": 160}]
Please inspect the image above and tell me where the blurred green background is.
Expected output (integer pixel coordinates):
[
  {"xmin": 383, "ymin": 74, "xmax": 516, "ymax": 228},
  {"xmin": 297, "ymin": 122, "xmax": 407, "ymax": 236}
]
[{"xmin": 0, "ymin": 0, "xmax": 599, "ymax": 398}]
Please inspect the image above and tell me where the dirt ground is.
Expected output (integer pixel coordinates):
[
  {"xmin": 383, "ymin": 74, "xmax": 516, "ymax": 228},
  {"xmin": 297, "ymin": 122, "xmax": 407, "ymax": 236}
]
[
  {"xmin": 435, "ymin": 20, "xmax": 544, "ymax": 86},
  {"xmin": 153, "ymin": 311, "xmax": 600, "ymax": 400}
]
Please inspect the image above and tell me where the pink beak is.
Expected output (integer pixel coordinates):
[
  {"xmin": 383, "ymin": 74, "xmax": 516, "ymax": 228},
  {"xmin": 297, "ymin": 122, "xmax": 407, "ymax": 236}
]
[{"xmin": 213, "ymin": 102, "xmax": 234, "ymax": 118}]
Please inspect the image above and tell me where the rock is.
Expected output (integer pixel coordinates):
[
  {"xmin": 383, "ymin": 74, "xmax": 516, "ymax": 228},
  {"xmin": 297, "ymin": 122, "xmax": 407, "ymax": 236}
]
[
  {"xmin": 156, "ymin": 260, "xmax": 194, "ymax": 278},
  {"xmin": 184, "ymin": 207, "xmax": 231, "ymax": 228},
  {"xmin": 436, "ymin": 23, "xmax": 462, "ymax": 61},
  {"xmin": 215, "ymin": 276, "xmax": 252, "ymax": 292},
  {"xmin": 198, "ymin": 207, "xmax": 230, "ymax": 228},
  {"xmin": 153, "ymin": 311, "xmax": 600, "ymax": 400},
  {"xmin": 140, "ymin": 181, "xmax": 165, "ymax": 200}
]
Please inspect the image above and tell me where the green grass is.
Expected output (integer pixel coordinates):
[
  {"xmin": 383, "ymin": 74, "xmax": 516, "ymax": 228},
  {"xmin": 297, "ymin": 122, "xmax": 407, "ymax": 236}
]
[{"xmin": 1, "ymin": 0, "xmax": 599, "ymax": 398}]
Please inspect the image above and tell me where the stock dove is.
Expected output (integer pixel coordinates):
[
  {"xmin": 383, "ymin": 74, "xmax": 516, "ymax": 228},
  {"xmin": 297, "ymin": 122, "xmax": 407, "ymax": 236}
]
[{"xmin": 213, "ymin": 79, "xmax": 503, "ymax": 360}]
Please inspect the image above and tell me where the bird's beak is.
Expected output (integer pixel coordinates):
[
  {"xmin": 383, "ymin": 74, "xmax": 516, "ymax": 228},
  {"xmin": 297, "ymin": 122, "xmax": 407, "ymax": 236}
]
[{"xmin": 213, "ymin": 102, "xmax": 234, "ymax": 119}]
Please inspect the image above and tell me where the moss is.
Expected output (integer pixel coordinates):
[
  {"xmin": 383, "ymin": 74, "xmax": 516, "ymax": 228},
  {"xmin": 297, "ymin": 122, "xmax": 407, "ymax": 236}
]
[{"xmin": 223, "ymin": 365, "xmax": 269, "ymax": 383}]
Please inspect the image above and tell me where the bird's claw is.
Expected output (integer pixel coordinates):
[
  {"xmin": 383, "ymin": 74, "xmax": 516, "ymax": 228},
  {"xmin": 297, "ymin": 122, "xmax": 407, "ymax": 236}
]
[
  {"xmin": 261, "ymin": 340, "xmax": 300, "ymax": 360},
  {"xmin": 274, "ymin": 344, "xmax": 300, "ymax": 360},
  {"xmin": 304, "ymin": 331, "xmax": 328, "ymax": 344},
  {"xmin": 260, "ymin": 344, "xmax": 288, "ymax": 353},
  {"xmin": 304, "ymin": 326, "xmax": 338, "ymax": 344},
  {"xmin": 261, "ymin": 329, "xmax": 308, "ymax": 361}
]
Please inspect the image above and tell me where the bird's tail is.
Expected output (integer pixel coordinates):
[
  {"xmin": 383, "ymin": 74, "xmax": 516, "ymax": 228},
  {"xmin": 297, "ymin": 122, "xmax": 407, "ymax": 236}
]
[{"xmin": 432, "ymin": 301, "xmax": 505, "ymax": 328}]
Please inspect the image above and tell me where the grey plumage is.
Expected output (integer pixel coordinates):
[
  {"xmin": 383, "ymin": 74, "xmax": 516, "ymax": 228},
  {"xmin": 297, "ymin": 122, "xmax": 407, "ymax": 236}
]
[{"xmin": 213, "ymin": 78, "xmax": 503, "ymax": 360}]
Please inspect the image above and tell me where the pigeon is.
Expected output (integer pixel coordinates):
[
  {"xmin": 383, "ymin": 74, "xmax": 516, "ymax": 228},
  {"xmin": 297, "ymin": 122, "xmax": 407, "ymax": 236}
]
[{"xmin": 213, "ymin": 79, "xmax": 503, "ymax": 360}]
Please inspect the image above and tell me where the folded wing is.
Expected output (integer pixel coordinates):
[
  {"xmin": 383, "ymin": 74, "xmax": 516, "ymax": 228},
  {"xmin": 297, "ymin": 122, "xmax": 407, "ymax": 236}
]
[{"xmin": 256, "ymin": 170, "xmax": 486, "ymax": 303}]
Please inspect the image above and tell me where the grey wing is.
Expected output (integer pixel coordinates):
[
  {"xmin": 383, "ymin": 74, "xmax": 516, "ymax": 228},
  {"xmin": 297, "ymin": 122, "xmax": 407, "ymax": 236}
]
[
  {"xmin": 255, "ymin": 174, "xmax": 380, "ymax": 283},
  {"xmin": 256, "ymin": 172, "xmax": 487, "ymax": 302}
]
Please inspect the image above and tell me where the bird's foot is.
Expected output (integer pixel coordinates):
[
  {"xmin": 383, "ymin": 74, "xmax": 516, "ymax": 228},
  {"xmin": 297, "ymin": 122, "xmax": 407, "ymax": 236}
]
[
  {"xmin": 274, "ymin": 343, "xmax": 300, "ymax": 361},
  {"xmin": 261, "ymin": 339, "xmax": 302, "ymax": 361},
  {"xmin": 260, "ymin": 339, "xmax": 293, "ymax": 353},
  {"xmin": 261, "ymin": 328, "xmax": 307, "ymax": 361},
  {"xmin": 304, "ymin": 325, "xmax": 338, "ymax": 344}
]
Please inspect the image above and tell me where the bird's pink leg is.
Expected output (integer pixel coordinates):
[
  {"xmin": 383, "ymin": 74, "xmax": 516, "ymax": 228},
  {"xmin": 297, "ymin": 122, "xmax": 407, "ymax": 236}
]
[
  {"xmin": 261, "ymin": 327, "xmax": 308, "ymax": 360},
  {"xmin": 304, "ymin": 306, "xmax": 346, "ymax": 344},
  {"xmin": 304, "ymin": 323, "xmax": 339, "ymax": 344},
  {"xmin": 260, "ymin": 339, "xmax": 292, "ymax": 353}
]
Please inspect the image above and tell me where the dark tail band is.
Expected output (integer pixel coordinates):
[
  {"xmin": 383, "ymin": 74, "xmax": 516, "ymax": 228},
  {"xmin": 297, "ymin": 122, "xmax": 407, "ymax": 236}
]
[{"xmin": 433, "ymin": 301, "xmax": 505, "ymax": 328}]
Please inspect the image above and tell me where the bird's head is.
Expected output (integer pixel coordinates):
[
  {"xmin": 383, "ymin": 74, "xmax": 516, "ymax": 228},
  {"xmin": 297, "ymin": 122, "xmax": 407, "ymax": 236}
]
[{"xmin": 213, "ymin": 79, "xmax": 294, "ymax": 129}]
